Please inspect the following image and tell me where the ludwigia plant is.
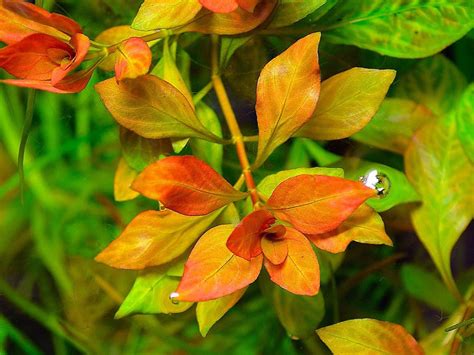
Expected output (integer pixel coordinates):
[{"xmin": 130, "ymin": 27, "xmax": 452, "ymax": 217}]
[{"xmin": 1, "ymin": 0, "xmax": 472, "ymax": 353}]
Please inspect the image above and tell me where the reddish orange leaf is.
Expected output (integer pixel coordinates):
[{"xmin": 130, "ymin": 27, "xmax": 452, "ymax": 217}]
[
  {"xmin": 226, "ymin": 209, "xmax": 275, "ymax": 260},
  {"xmin": 1, "ymin": 67, "xmax": 94, "ymax": 93},
  {"xmin": 115, "ymin": 37, "xmax": 152, "ymax": 81},
  {"xmin": 261, "ymin": 234, "xmax": 288, "ymax": 265},
  {"xmin": 237, "ymin": 0, "xmax": 260, "ymax": 12},
  {"xmin": 95, "ymin": 209, "xmax": 221, "ymax": 270},
  {"xmin": 254, "ymin": 33, "xmax": 321, "ymax": 168},
  {"xmin": 267, "ymin": 174, "xmax": 376, "ymax": 235},
  {"xmin": 180, "ymin": 0, "xmax": 276, "ymax": 35},
  {"xmin": 199, "ymin": 0, "xmax": 238, "ymax": 13},
  {"xmin": 0, "ymin": 33, "xmax": 89, "ymax": 84},
  {"xmin": 308, "ymin": 204, "xmax": 393, "ymax": 253},
  {"xmin": 132, "ymin": 156, "xmax": 247, "ymax": 216},
  {"xmin": 264, "ymin": 228, "xmax": 319, "ymax": 295},
  {"xmin": 0, "ymin": 0, "xmax": 82, "ymax": 44},
  {"xmin": 176, "ymin": 225, "xmax": 263, "ymax": 302}
]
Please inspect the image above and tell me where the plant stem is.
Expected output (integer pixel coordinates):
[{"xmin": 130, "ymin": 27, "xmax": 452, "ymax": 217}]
[
  {"xmin": 210, "ymin": 35, "xmax": 259, "ymax": 206},
  {"xmin": 448, "ymin": 292, "xmax": 474, "ymax": 355}
]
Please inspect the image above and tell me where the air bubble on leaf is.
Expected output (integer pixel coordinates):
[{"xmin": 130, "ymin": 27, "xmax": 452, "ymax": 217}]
[
  {"xmin": 169, "ymin": 292, "xmax": 180, "ymax": 305},
  {"xmin": 359, "ymin": 169, "xmax": 391, "ymax": 198}
]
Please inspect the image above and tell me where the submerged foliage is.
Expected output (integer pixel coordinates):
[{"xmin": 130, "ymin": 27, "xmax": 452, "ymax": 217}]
[{"xmin": 0, "ymin": 0, "xmax": 473, "ymax": 354}]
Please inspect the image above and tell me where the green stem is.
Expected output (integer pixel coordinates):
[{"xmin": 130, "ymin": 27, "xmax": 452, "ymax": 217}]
[{"xmin": 193, "ymin": 81, "xmax": 213, "ymax": 105}]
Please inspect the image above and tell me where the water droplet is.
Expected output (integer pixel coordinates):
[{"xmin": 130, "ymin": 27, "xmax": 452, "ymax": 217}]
[
  {"xmin": 169, "ymin": 292, "xmax": 180, "ymax": 305},
  {"xmin": 359, "ymin": 169, "xmax": 391, "ymax": 197}
]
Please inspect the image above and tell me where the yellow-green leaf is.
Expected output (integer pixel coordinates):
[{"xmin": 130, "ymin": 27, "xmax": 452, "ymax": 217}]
[
  {"xmin": 254, "ymin": 33, "xmax": 321, "ymax": 168},
  {"xmin": 456, "ymin": 84, "xmax": 474, "ymax": 163},
  {"xmin": 317, "ymin": 318, "xmax": 423, "ymax": 354},
  {"xmin": 95, "ymin": 75, "xmax": 222, "ymax": 142},
  {"xmin": 316, "ymin": 0, "xmax": 474, "ymax": 58},
  {"xmin": 405, "ymin": 114, "xmax": 472, "ymax": 298},
  {"xmin": 297, "ymin": 68, "xmax": 396, "ymax": 140},
  {"xmin": 114, "ymin": 158, "xmax": 139, "ymax": 202},
  {"xmin": 196, "ymin": 288, "xmax": 247, "ymax": 336},
  {"xmin": 132, "ymin": 0, "xmax": 202, "ymax": 31},
  {"xmin": 115, "ymin": 260, "xmax": 193, "ymax": 319},
  {"xmin": 394, "ymin": 55, "xmax": 467, "ymax": 115},
  {"xmin": 353, "ymin": 98, "xmax": 434, "ymax": 154}
]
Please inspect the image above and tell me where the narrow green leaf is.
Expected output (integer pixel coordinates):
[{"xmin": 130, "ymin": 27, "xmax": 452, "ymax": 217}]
[
  {"xmin": 220, "ymin": 36, "xmax": 251, "ymax": 69},
  {"xmin": 401, "ymin": 264, "xmax": 458, "ymax": 313},
  {"xmin": 317, "ymin": 0, "xmax": 474, "ymax": 58}
]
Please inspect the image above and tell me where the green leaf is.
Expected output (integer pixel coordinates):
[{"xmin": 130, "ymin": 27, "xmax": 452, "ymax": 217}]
[
  {"xmin": 269, "ymin": 0, "xmax": 326, "ymax": 28},
  {"xmin": 196, "ymin": 288, "xmax": 247, "ymax": 336},
  {"xmin": 272, "ymin": 286, "xmax": 325, "ymax": 339},
  {"xmin": 394, "ymin": 55, "xmax": 467, "ymax": 115},
  {"xmin": 115, "ymin": 259, "xmax": 193, "ymax": 318},
  {"xmin": 220, "ymin": 36, "xmax": 251, "ymax": 69},
  {"xmin": 353, "ymin": 98, "xmax": 434, "ymax": 154},
  {"xmin": 300, "ymin": 139, "xmax": 341, "ymax": 166},
  {"xmin": 317, "ymin": 0, "xmax": 474, "ymax": 58},
  {"xmin": 297, "ymin": 68, "xmax": 396, "ymax": 140},
  {"xmin": 334, "ymin": 158, "xmax": 419, "ymax": 212},
  {"xmin": 132, "ymin": 0, "xmax": 202, "ymax": 31},
  {"xmin": 257, "ymin": 167, "xmax": 344, "ymax": 197},
  {"xmin": 285, "ymin": 139, "xmax": 310, "ymax": 169},
  {"xmin": 405, "ymin": 114, "xmax": 472, "ymax": 298},
  {"xmin": 95, "ymin": 75, "xmax": 222, "ymax": 142},
  {"xmin": 401, "ymin": 264, "xmax": 457, "ymax": 313},
  {"xmin": 190, "ymin": 102, "xmax": 224, "ymax": 173},
  {"xmin": 317, "ymin": 319, "xmax": 424, "ymax": 354},
  {"xmin": 120, "ymin": 127, "xmax": 172, "ymax": 171},
  {"xmin": 456, "ymin": 84, "xmax": 474, "ymax": 163},
  {"xmin": 315, "ymin": 248, "xmax": 344, "ymax": 284}
]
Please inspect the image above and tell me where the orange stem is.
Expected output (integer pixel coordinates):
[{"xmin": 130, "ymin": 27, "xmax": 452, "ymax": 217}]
[{"xmin": 210, "ymin": 35, "xmax": 259, "ymax": 206}]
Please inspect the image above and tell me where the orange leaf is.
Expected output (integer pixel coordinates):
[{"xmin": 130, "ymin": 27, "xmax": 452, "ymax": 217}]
[
  {"xmin": 115, "ymin": 37, "xmax": 152, "ymax": 81},
  {"xmin": 176, "ymin": 225, "xmax": 263, "ymax": 301},
  {"xmin": 132, "ymin": 156, "xmax": 247, "ymax": 216},
  {"xmin": 264, "ymin": 227, "xmax": 319, "ymax": 295},
  {"xmin": 308, "ymin": 204, "xmax": 392, "ymax": 253},
  {"xmin": 267, "ymin": 174, "xmax": 376, "ymax": 235},
  {"xmin": 95, "ymin": 209, "xmax": 221, "ymax": 270},
  {"xmin": 180, "ymin": 0, "xmax": 276, "ymax": 35},
  {"xmin": 226, "ymin": 209, "xmax": 275, "ymax": 260},
  {"xmin": 253, "ymin": 33, "xmax": 321, "ymax": 168},
  {"xmin": 261, "ymin": 234, "xmax": 288, "ymax": 265},
  {"xmin": 199, "ymin": 0, "xmax": 238, "ymax": 13},
  {"xmin": 0, "ymin": 0, "xmax": 82, "ymax": 44}
]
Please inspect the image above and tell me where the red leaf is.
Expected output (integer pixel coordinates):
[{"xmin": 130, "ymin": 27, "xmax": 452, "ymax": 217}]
[
  {"xmin": 199, "ymin": 0, "xmax": 238, "ymax": 13},
  {"xmin": 226, "ymin": 209, "xmax": 275, "ymax": 260},
  {"xmin": 115, "ymin": 37, "xmax": 152, "ymax": 81},
  {"xmin": 132, "ymin": 156, "xmax": 247, "ymax": 216},
  {"xmin": 261, "ymin": 234, "xmax": 288, "ymax": 265},
  {"xmin": 176, "ymin": 225, "xmax": 263, "ymax": 301},
  {"xmin": 0, "ymin": 0, "xmax": 82, "ymax": 44},
  {"xmin": 264, "ymin": 227, "xmax": 319, "ymax": 295},
  {"xmin": 51, "ymin": 33, "xmax": 90, "ymax": 84},
  {"xmin": 267, "ymin": 174, "xmax": 376, "ymax": 234}
]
